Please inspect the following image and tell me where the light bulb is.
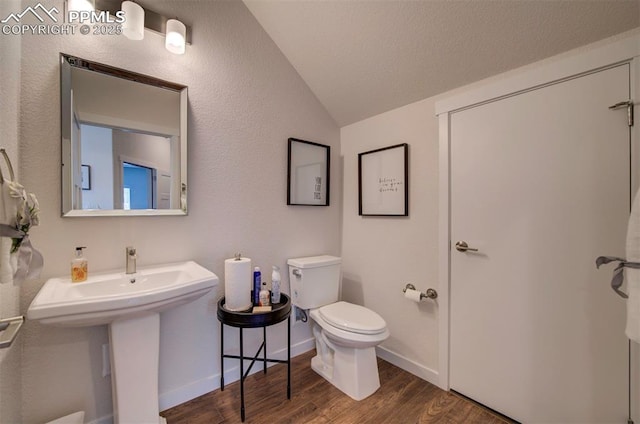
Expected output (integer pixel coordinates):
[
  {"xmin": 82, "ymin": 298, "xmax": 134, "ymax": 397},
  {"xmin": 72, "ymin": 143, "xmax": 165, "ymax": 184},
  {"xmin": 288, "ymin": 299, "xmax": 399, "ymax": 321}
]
[
  {"xmin": 121, "ymin": 1, "xmax": 144, "ymax": 41},
  {"xmin": 165, "ymin": 19, "xmax": 186, "ymax": 55},
  {"xmin": 67, "ymin": 0, "xmax": 95, "ymax": 12}
]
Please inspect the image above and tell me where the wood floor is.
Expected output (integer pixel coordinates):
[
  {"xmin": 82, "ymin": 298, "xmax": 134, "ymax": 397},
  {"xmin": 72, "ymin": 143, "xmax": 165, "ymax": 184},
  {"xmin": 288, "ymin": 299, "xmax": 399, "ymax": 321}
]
[{"xmin": 161, "ymin": 350, "xmax": 511, "ymax": 424}]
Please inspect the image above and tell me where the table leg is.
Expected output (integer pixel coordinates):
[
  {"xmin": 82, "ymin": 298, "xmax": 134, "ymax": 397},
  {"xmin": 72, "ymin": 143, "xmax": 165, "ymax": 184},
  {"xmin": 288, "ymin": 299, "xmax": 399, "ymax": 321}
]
[
  {"xmin": 287, "ymin": 315, "xmax": 291, "ymax": 399},
  {"xmin": 220, "ymin": 322, "xmax": 224, "ymax": 391},
  {"xmin": 263, "ymin": 326, "xmax": 267, "ymax": 374},
  {"xmin": 240, "ymin": 327, "xmax": 245, "ymax": 422}
]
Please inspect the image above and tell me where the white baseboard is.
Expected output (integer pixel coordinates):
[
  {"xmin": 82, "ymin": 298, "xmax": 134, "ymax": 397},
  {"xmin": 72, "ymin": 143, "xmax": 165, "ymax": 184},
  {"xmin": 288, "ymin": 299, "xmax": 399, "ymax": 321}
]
[
  {"xmin": 158, "ymin": 337, "xmax": 315, "ymax": 411},
  {"xmin": 375, "ymin": 345, "xmax": 440, "ymax": 388},
  {"xmin": 87, "ymin": 414, "xmax": 113, "ymax": 424}
]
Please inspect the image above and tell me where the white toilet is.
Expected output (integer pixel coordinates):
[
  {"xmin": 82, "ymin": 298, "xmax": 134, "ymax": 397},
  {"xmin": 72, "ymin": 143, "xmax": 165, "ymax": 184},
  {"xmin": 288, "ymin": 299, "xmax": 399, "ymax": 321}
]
[{"xmin": 288, "ymin": 255, "xmax": 389, "ymax": 400}]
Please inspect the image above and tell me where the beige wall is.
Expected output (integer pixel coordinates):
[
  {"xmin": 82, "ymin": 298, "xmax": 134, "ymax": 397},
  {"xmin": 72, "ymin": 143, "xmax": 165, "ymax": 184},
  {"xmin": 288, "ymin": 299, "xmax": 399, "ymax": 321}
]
[
  {"xmin": 340, "ymin": 98, "xmax": 439, "ymax": 379},
  {"xmin": 0, "ymin": 1, "xmax": 23, "ymax": 422},
  {"xmin": 14, "ymin": 1, "xmax": 340, "ymax": 423}
]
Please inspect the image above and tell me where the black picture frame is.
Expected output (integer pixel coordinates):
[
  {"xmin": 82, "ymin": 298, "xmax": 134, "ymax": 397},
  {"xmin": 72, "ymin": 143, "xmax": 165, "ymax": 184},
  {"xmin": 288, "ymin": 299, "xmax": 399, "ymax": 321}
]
[
  {"xmin": 81, "ymin": 164, "xmax": 91, "ymax": 190},
  {"xmin": 358, "ymin": 143, "xmax": 408, "ymax": 216},
  {"xmin": 287, "ymin": 138, "xmax": 330, "ymax": 206}
]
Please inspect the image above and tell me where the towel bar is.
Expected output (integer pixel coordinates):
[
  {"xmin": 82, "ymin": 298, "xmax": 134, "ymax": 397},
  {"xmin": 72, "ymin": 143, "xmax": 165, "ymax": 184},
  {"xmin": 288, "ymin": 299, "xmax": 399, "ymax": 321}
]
[
  {"xmin": 0, "ymin": 148, "xmax": 15, "ymax": 185},
  {"xmin": 0, "ymin": 316, "xmax": 24, "ymax": 349}
]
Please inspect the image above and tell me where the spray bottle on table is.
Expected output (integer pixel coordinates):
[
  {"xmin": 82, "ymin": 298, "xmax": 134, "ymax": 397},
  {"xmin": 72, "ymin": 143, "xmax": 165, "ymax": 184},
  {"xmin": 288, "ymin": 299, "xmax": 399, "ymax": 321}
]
[{"xmin": 271, "ymin": 265, "xmax": 281, "ymax": 304}]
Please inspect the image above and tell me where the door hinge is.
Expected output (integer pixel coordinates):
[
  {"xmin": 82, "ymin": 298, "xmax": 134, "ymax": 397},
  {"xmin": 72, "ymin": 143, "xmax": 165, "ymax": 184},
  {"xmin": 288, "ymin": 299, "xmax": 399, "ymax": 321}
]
[{"xmin": 609, "ymin": 100, "xmax": 634, "ymax": 126}]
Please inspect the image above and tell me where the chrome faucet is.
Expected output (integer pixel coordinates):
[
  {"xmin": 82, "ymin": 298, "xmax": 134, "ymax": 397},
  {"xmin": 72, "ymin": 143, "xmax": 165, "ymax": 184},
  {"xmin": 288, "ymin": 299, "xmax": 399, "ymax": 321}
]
[{"xmin": 125, "ymin": 246, "xmax": 137, "ymax": 274}]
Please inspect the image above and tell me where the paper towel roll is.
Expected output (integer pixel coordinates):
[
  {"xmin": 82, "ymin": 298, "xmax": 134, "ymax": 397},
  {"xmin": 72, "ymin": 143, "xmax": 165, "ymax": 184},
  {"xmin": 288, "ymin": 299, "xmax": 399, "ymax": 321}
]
[
  {"xmin": 404, "ymin": 288, "xmax": 422, "ymax": 303},
  {"xmin": 224, "ymin": 257, "xmax": 252, "ymax": 311}
]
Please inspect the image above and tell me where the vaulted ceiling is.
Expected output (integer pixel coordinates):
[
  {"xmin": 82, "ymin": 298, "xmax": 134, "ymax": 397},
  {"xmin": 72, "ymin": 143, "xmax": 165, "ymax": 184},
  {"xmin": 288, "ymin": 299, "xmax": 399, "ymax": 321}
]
[{"xmin": 244, "ymin": 0, "xmax": 640, "ymax": 126}]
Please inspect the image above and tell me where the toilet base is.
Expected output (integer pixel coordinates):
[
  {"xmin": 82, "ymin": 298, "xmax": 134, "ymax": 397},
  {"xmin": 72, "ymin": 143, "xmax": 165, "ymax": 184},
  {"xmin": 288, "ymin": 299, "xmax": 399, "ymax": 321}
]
[
  {"xmin": 310, "ymin": 342, "xmax": 381, "ymax": 401},
  {"xmin": 45, "ymin": 411, "xmax": 85, "ymax": 424}
]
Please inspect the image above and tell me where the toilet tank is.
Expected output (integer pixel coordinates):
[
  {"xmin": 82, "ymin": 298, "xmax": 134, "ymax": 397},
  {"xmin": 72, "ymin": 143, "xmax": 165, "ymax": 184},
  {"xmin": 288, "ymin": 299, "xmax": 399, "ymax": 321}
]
[{"xmin": 287, "ymin": 255, "xmax": 341, "ymax": 309}]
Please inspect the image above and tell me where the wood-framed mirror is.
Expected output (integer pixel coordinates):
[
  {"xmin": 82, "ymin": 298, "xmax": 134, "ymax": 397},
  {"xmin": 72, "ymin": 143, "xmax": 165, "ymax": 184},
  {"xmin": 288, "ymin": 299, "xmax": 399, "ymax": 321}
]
[{"xmin": 60, "ymin": 53, "xmax": 188, "ymax": 217}]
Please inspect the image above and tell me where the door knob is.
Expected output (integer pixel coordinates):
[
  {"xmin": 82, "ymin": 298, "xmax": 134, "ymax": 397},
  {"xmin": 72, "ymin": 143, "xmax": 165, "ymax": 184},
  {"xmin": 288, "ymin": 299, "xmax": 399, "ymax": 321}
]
[{"xmin": 455, "ymin": 241, "xmax": 478, "ymax": 252}]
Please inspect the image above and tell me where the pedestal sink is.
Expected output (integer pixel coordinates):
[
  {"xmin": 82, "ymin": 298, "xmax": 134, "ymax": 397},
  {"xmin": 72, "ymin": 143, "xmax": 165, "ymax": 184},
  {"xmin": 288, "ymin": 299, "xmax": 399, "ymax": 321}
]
[{"xmin": 27, "ymin": 261, "xmax": 219, "ymax": 424}]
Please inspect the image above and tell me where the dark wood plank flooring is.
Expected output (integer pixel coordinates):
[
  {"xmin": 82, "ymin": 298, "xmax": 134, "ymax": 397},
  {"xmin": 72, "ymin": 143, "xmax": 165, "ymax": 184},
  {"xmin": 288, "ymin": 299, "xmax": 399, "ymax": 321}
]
[{"xmin": 161, "ymin": 350, "xmax": 511, "ymax": 424}]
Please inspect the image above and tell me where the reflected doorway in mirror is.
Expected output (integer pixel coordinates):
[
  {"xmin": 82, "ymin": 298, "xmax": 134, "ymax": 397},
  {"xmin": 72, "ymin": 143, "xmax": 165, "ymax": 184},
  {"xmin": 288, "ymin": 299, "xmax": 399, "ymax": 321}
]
[{"xmin": 81, "ymin": 165, "xmax": 91, "ymax": 190}]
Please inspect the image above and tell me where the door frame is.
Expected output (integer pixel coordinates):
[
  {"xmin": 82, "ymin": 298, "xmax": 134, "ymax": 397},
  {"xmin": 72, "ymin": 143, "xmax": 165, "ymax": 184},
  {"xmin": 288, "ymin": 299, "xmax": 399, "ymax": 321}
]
[{"xmin": 435, "ymin": 33, "xmax": 640, "ymax": 392}]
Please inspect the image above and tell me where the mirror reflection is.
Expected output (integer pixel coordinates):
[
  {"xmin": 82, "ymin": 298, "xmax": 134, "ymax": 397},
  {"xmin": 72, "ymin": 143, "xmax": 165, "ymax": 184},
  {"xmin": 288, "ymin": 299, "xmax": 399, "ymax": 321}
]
[{"xmin": 60, "ymin": 54, "xmax": 188, "ymax": 216}]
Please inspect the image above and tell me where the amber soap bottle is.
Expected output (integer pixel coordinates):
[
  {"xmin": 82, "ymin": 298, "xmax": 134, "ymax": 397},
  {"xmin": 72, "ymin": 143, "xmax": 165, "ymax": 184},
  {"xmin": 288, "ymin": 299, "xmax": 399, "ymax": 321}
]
[{"xmin": 71, "ymin": 246, "xmax": 88, "ymax": 283}]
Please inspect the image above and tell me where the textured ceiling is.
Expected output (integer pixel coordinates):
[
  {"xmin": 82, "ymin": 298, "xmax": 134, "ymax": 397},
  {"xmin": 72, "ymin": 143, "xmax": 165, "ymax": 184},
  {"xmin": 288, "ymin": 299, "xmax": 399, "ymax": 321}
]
[{"xmin": 244, "ymin": 0, "xmax": 640, "ymax": 126}]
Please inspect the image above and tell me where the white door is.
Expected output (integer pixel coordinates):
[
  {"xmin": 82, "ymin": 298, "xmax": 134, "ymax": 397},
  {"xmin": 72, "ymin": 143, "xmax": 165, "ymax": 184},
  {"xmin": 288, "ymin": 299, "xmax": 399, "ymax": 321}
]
[
  {"xmin": 157, "ymin": 171, "xmax": 171, "ymax": 209},
  {"xmin": 450, "ymin": 63, "xmax": 631, "ymax": 423}
]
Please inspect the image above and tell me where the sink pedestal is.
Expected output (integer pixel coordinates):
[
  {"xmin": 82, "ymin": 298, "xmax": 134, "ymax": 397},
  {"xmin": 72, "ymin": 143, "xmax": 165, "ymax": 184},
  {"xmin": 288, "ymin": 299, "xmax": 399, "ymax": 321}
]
[{"xmin": 110, "ymin": 312, "xmax": 165, "ymax": 424}]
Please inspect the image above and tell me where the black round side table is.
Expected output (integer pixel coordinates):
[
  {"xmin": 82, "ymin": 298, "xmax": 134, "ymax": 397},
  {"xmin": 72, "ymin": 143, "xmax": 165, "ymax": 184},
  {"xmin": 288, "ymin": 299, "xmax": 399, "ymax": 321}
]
[{"xmin": 217, "ymin": 294, "xmax": 291, "ymax": 422}]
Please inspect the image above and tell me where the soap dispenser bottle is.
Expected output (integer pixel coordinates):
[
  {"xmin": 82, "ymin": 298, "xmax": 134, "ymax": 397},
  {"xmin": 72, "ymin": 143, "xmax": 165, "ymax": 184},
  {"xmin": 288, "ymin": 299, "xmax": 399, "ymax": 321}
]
[{"xmin": 71, "ymin": 246, "xmax": 88, "ymax": 283}]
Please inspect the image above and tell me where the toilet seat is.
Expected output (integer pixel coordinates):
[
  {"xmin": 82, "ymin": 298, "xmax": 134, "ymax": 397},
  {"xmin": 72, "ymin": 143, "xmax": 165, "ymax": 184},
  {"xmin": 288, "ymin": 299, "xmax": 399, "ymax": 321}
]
[
  {"xmin": 319, "ymin": 301, "xmax": 386, "ymax": 335},
  {"xmin": 310, "ymin": 307, "xmax": 390, "ymax": 348}
]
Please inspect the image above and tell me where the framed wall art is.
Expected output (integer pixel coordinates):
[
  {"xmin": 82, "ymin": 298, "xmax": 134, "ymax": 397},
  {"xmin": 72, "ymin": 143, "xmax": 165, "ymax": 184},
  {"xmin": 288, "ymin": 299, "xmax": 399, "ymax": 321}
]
[
  {"xmin": 81, "ymin": 164, "xmax": 91, "ymax": 190},
  {"xmin": 358, "ymin": 143, "xmax": 408, "ymax": 216},
  {"xmin": 287, "ymin": 138, "xmax": 330, "ymax": 206}
]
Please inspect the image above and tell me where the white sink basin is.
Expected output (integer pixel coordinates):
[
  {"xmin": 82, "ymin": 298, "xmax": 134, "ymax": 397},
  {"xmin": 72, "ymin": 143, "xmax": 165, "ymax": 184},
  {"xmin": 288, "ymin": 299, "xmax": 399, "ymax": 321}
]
[
  {"xmin": 27, "ymin": 260, "xmax": 219, "ymax": 424},
  {"xmin": 27, "ymin": 260, "xmax": 218, "ymax": 326}
]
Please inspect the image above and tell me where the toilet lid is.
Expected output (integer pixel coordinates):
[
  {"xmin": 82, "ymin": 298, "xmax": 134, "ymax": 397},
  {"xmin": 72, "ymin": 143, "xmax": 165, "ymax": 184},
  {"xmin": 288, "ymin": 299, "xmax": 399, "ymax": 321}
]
[{"xmin": 319, "ymin": 301, "xmax": 386, "ymax": 335}]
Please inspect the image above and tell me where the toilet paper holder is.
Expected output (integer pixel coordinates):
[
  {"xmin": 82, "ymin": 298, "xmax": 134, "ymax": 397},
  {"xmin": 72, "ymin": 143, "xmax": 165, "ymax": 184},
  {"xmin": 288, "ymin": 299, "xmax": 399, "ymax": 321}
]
[{"xmin": 403, "ymin": 283, "xmax": 438, "ymax": 300}]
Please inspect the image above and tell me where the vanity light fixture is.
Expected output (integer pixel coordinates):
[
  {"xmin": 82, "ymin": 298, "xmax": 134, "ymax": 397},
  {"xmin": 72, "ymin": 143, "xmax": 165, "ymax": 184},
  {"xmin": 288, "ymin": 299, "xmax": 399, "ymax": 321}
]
[
  {"xmin": 121, "ymin": 1, "xmax": 144, "ymax": 41},
  {"xmin": 86, "ymin": 0, "xmax": 192, "ymax": 54},
  {"xmin": 165, "ymin": 19, "xmax": 186, "ymax": 55},
  {"xmin": 68, "ymin": 0, "xmax": 95, "ymax": 12}
]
